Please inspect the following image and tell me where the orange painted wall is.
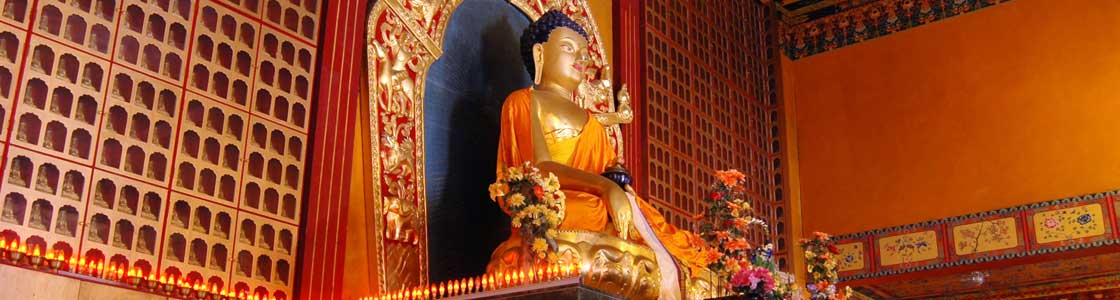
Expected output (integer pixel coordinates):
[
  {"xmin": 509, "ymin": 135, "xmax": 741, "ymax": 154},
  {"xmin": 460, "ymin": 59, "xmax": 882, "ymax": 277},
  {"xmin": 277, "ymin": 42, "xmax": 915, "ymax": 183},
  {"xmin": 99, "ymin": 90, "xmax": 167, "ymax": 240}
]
[{"xmin": 785, "ymin": 0, "xmax": 1120, "ymax": 235}]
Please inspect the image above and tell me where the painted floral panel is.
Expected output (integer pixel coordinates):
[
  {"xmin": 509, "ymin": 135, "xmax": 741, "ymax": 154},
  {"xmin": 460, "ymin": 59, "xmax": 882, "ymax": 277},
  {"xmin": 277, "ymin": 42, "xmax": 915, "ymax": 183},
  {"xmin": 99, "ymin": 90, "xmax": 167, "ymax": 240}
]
[
  {"xmin": 952, "ymin": 217, "xmax": 1018, "ymax": 255},
  {"xmin": 878, "ymin": 230, "xmax": 939, "ymax": 266},
  {"xmin": 1033, "ymin": 204, "xmax": 1106, "ymax": 244},
  {"xmin": 837, "ymin": 242, "xmax": 865, "ymax": 272}
]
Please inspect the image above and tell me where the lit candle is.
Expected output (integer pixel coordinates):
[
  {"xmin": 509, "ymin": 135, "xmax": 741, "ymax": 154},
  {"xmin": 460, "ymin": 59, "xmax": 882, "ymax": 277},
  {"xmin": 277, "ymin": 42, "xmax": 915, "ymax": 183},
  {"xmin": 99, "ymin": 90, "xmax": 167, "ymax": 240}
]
[
  {"xmin": 467, "ymin": 277, "xmax": 475, "ymax": 294},
  {"xmin": 438, "ymin": 283, "xmax": 445, "ymax": 298}
]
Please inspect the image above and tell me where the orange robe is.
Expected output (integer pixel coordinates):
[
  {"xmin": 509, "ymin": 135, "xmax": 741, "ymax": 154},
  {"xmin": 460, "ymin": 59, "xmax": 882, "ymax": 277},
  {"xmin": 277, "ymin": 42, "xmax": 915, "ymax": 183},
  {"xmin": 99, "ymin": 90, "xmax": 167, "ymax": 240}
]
[{"xmin": 496, "ymin": 88, "xmax": 710, "ymax": 271}]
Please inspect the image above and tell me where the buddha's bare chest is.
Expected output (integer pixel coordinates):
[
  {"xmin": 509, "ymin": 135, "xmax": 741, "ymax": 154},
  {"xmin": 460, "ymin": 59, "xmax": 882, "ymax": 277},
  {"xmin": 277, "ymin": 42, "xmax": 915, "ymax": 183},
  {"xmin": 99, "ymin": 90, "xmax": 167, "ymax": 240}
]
[{"xmin": 532, "ymin": 92, "xmax": 588, "ymax": 136}]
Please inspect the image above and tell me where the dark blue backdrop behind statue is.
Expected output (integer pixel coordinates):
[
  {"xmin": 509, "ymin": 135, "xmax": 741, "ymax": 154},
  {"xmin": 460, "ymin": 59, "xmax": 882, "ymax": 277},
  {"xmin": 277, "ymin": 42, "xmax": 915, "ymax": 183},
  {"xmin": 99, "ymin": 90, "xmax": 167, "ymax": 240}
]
[{"xmin": 423, "ymin": 0, "xmax": 531, "ymax": 282}]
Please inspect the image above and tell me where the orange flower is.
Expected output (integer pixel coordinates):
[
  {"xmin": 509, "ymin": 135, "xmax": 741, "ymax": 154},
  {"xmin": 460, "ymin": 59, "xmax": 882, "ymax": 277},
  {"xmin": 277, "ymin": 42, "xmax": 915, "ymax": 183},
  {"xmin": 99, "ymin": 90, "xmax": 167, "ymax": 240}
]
[
  {"xmin": 715, "ymin": 169, "xmax": 746, "ymax": 186},
  {"xmin": 733, "ymin": 218, "xmax": 748, "ymax": 228},
  {"xmin": 726, "ymin": 239, "xmax": 750, "ymax": 251},
  {"xmin": 533, "ymin": 186, "xmax": 544, "ymax": 197},
  {"xmin": 813, "ymin": 231, "xmax": 831, "ymax": 240},
  {"xmin": 703, "ymin": 249, "xmax": 723, "ymax": 264},
  {"xmin": 714, "ymin": 231, "xmax": 730, "ymax": 240}
]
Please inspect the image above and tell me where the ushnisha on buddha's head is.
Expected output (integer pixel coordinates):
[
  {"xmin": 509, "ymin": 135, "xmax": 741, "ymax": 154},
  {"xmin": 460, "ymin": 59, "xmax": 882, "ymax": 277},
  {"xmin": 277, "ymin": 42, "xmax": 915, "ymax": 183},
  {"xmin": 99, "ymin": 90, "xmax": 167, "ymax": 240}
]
[{"xmin": 520, "ymin": 9, "xmax": 590, "ymax": 91}]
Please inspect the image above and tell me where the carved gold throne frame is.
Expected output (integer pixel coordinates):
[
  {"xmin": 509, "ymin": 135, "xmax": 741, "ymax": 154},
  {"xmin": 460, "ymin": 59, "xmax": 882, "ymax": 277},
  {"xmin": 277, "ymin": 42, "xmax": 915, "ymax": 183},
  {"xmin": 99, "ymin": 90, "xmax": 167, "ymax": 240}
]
[{"xmin": 365, "ymin": 1, "xmax": 714, "ymax": 298}]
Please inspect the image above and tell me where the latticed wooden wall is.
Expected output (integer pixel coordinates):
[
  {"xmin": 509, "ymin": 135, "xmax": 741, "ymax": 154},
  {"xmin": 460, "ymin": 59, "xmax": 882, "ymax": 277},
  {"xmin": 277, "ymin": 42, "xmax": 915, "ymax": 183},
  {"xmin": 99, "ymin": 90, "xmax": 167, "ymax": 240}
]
[
  {"xmin": 641, "ymin": 0, "xmax": 789, "ymax": 268},
  {"xmin": 0, "ymin": 0, "xmax": 320, "ymax": 298}
]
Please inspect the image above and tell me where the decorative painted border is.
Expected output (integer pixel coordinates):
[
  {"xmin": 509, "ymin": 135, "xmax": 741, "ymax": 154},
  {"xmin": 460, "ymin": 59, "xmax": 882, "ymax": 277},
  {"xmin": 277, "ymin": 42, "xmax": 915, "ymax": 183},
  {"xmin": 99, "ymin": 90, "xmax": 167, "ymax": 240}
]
[
  {"xmin": 835, "ymin": 190, "xmax": 1120, "ymax": 281},
  {"xmin": 781, "ymin": 0, "xmax": 1014, "ymax": 60}
]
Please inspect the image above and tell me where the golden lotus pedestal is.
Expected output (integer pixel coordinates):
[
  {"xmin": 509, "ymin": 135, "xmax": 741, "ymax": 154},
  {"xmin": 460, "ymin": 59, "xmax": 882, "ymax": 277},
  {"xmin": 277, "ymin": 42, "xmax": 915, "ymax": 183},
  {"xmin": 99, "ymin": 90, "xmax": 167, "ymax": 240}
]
[{"xmin": 487, "ymin": 230, "xmax": 719, "ymax": 300}]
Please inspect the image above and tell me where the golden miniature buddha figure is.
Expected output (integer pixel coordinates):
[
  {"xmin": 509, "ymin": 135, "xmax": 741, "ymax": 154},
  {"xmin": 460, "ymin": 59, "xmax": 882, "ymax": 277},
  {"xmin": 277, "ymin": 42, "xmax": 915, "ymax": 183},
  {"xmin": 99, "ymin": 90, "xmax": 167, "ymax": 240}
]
[{"xmin": 491, "ymin": 10, "xmax": 710, "ymax": 299}]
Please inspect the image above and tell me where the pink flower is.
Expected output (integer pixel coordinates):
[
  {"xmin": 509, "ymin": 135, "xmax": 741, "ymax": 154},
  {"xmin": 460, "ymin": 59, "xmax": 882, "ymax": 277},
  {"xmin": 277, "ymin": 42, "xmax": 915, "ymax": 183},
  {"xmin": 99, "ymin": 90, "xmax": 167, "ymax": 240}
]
[
  {"xmin": 1043, "ymin": 217, "xmax": 1059, "ymax": 229},
  {"xmin": 730, "ymin": 266, "xmax": 775, "ymax": 291}
]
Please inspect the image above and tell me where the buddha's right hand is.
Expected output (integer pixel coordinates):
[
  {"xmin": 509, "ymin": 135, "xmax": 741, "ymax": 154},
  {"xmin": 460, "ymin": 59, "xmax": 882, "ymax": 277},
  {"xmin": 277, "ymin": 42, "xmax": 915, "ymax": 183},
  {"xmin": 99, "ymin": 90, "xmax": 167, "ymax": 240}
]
[{"xmin": 605, "ymin": 184, "xmax": 633, "ymax": 240}]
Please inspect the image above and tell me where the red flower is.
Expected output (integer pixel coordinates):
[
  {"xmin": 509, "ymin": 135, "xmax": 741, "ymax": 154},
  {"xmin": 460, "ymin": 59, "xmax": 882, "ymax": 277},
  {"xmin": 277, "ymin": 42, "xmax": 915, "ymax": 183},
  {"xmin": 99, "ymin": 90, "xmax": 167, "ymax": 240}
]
[
  {"xmin": 710, "ymin": 192, "xmax": 722, "ymax": 200},
  {"xmin": 828, "ymin": 244, "xmax": 840, "ymax": 254},
  {"xmin": 533, "ymin": 186, "xmax": 544, "ymax": 197}
]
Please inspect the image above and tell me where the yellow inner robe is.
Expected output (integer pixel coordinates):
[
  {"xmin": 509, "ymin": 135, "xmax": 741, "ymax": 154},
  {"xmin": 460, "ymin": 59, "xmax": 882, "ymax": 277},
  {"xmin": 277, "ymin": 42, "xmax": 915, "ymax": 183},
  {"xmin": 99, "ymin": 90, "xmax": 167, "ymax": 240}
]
[{"xmin": 496, "ymin": 88, "xmax": 710, "ymax": 271}]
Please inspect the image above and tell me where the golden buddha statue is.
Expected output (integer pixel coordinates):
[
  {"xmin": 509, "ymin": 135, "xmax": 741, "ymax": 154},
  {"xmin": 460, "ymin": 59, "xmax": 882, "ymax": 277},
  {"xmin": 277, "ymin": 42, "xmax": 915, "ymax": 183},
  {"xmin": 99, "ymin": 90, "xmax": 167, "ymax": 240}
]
[{"xmin": 488, "ymin": 10, "xmax": 713, "ymax": 300}]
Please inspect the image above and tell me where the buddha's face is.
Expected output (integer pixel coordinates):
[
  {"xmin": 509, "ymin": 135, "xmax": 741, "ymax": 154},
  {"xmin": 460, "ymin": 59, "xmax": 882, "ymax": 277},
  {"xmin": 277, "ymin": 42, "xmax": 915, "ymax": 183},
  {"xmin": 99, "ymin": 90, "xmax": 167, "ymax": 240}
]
[{"xmin": 535, "ymin": 27, "xmax": 588, "ymax": 90}]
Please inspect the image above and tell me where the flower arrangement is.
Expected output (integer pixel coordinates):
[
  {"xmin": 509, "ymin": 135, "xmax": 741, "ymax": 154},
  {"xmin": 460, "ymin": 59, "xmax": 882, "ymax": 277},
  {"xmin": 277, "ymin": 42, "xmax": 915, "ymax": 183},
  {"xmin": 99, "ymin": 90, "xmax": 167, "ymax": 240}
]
[
  {"xmin": 799, "ymin": 232, "xmax": 852, "ymax": 300},
  {"xmin": 489, "ymin": 162, "xmax": 566, "ymax": 262},
  {"xmin": 729, "ymin": 244, "xmax": 797, "ymax": 299},
  {"xmin": 699, "ymin": 169, "xmax": 791, "ymax": 299}
]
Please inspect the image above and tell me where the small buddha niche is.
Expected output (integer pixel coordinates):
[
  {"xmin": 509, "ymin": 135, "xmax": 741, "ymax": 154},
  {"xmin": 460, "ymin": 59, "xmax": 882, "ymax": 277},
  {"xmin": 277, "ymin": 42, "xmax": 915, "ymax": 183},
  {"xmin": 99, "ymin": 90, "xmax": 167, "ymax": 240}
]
[
  {"xmin": 210, "ymin": 244, "xmax": 228, "ymax": 271},
  {"xmin": 86, "ymin": 214, "xmax": 110, "ymax": 244},
  {"xmin": 163, "ymin": 53, "xmax": 182, "ymax": 79},
  {"xmin": 112, "ymin": 74, "xmax": 132, "ymax": 100},
  {"xmin": 219, "ymin": 175, "xmax": 236, "ymax": 202},
  {"xmin": 281, "ymin": 194, "xmax": 296, "ymax": 219},
  {"xmin": 202, "ymin": 138, "xmax": 220, "ymax": 165},
  {"xmin": 125, "ymin": 144, "xmax": 146, "ymax": 173},
  {"xmin": 112, "ymin": 219, "xmax": 134, "ymax": 250},
  {"xmin": 119, "ymin": 37, "xmax": 139, "ymax": 64},
  {"xmin": 170, "ymin": 24, "xmax": 187, "ymax": 50},
  {"xmin": 236, "ymin": 250, "xmax": 252, "ymax": 276},
  {"xmin": 129, "ymin": 113, "xmax": 150, "ymax": 142},
  {"xmin": 68, "ymin": 129, "xmax": 92, "ymax": 159},
  {"xmin": 188, "ymin": 239, "xmax": 207, "ymax": 266},
  {"xmin": 31, "ymin": 46, "xmax": 54, "ymax": 74},
  {"xmin": 65, "ymin": 15, "xmax": 86, "ymax": 45},
  {"xmin": 239, "ymin": 219, "xmax": 256, "ymax": 245},
  {"xmin": 8, "ymin": 156, "xmax": 32, "ymax": 188},
  {"xmin": 141, "ymin": 192, "xmax": 161, "ymax": 220},
  {"xmin": 147, "ymin": 153, "xmax": 168, "ymax": 181},
  {"xmin": 171, "ymin": 201, "xmax": 189, "ymax": 228},
  {"xmin": 100, "ymin": 138, "xmax": 123, "ymax": 168},
  {"xmin": 276, "ymin": 259, "xmax": 290, "ymax": 284},
  {"xmin": 256, "ymin": 255, "xmax": 272, "ymax": 281},
  {"xmin": 124, "ymin": 5, "xmax": 142, "ymax": 33},
  {"xmin": 93, "ymin": 0, "xmax": 115, "ymax": 21},
  {"xmin": 239, "ymin": 23, "xmax": 254, "ymax": 47},
  {"xmin": 56, "ymin": 54, "xmax": 78, "ymax": 83},
  {"xmin": 259, "ymin": 224, "xmax": 275, "ymax": 250},
  {"xmin": 282, "ymin": 8, "xmax": 298, "ymax": 32},
  {"xmin": 137, "ymin": 226, "xmax": 156, "ymax": 254},
  {"xmin": 16, "ymin": 113, "xmax": 42, "ymax": 145},
  {"xmin": 0, "ymin": 32, "xmax": 19, "ymax": 63},
  {"xmin": 24, "ymin": 79, "xmax": 47, "ymax": 109},
  {"xmin": 29, "ymin": 199, "xmax": 53, "ymax": 230},
  {"xmin": 279, "ymin": 229, "xmax": 292, "ymax": 254},
  {"xmin": 198, "ymin": 170, "xmax": 217, "ymax": 195},
  {"xmin": 38, "ymin": 6, "xmax": 62, "ymax": 35},
  {"xmin": 54, "ymin": 205, "xmax": 79, "ymax": 237},
  {"xmin": 148, "ymin": 15, "xmax": 166, "ymax": 41},
  {"xmin": 167, "ymin": 233, "xmax": 185, "ymax": 262},
  {"xmin": 76, "ymin": 96, "xmax": 98, "ymax": 125},
  {"xmin": 34, "ymin": 164, "xmax": 60, "ymax": 194},
  {"xmin": 61, "ymin": 171, "xmax": 84, "ymax": 201},
  {"xmin": 263, "ymin": 189, "xmax": 278, "ymax": 214},
  {"xmin": 49, "ymin": 88, "xmax": 74, "ymax": 120},
  {"xmin": 192, "ymin": 206, "xmax": 211, "ymax": 234},
  {"xmin": 215, "ymin": 212, "xmax": 231, "ymax": 238},
  {"xmin": 2, "ymin": 193, "xmax": 27, "ymax": 225},
  {"xmin": 43, "ymin": 121, "xmax": 66, "ymax": 152},
  {"xmin": 118, "ymin": 185, "xmax": 139, "ymax": 215},
  {"xmin": 89, "ymin": 25, "xmax": 110, "ymax": 53},
  {"xmin": 81, "ymin": 63, "xmax": 103, "ymax": 91},
  {"xmin": 2, "ymin": 0, "xmax": 27, "ymax": 22},
  {"xmin": 177, "ymin": 162, "xmax": 196, "ymax": 189},
  {"xmin": 142, "ymin": 45, "xmax": 161, "ymax": 73},
  {"xmin": 93, "ymin": 179, "xmax": 116, "ymax": 209}
]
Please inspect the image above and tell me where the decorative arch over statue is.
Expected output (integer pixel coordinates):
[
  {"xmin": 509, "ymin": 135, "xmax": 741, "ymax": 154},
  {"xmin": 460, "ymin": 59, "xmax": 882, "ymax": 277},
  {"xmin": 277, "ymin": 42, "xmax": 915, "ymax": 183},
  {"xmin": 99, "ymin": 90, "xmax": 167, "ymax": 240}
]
[{"xmin": 365, "ymin": 1, "xmax": 712, "ymax": 298}]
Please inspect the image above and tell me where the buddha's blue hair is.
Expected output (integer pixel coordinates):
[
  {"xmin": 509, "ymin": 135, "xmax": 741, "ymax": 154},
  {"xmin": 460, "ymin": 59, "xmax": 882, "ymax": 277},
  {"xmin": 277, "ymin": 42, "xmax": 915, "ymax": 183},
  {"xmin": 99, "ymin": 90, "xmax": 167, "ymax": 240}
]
[{"xmin": 519, "ymin": 10, "xmax": 588, "ymax": 77}]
